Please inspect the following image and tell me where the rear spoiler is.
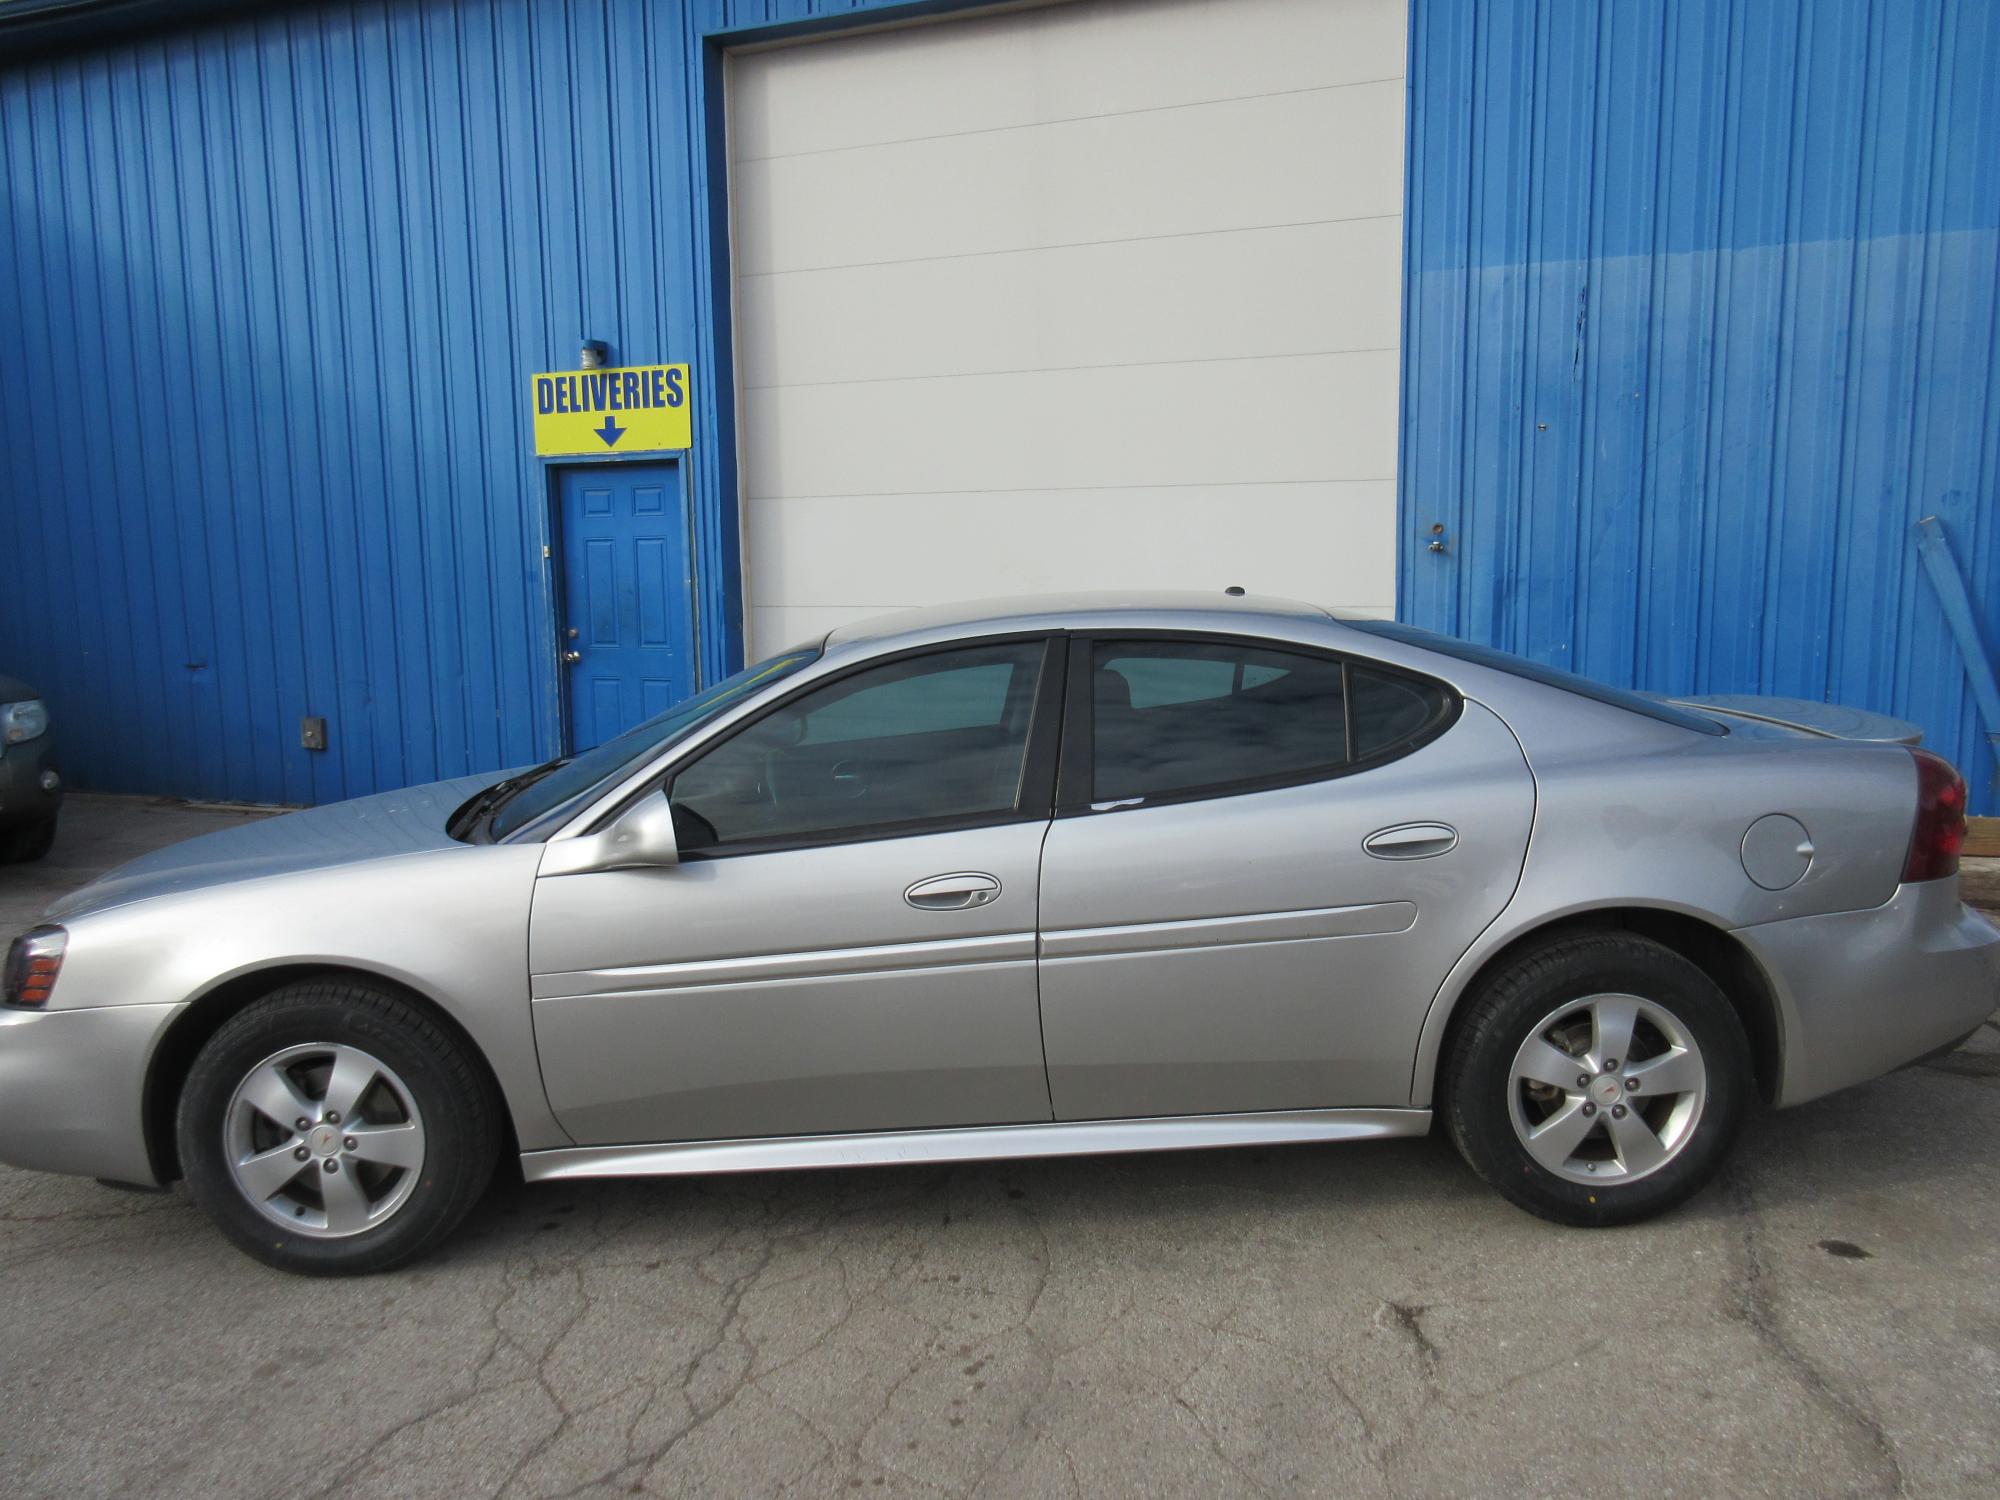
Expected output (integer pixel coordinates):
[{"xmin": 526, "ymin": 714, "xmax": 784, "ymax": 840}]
[{"xmin": 1664, "ymin": 695, "xmax": 1923, "ymax": 744}]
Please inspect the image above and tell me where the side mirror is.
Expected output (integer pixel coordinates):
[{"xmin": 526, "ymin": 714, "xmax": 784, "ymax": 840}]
[{"xmin": 538, "ymin": 791, "xmax": 680, "ymax": 876}]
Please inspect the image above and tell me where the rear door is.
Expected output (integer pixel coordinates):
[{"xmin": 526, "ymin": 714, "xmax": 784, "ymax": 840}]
[
  {"xmin": 529, "ymin": 637, "xmax": 1065, "ymax": 1145},
  {"xmin": 1036, "ymin": 635, "xmax": 1536, "ymax": 1120}
]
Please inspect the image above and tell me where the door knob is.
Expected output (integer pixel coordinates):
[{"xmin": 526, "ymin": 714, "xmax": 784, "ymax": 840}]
[
  {"xmin": 1362, "ymin": 822, "xmax": 1458, "ymax": 859},
  {"xmin": 562, "ymin": 649, "xmax": 582, "ymax": 664},
  {"xmin": 903, "ymin": 872, "xmax": 1001, "ymax": 910}
]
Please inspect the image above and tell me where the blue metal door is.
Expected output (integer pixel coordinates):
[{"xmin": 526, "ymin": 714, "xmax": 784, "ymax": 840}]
[{"xmin": 557, "ymin": 463, "xmax": 697, "ymax": 751}]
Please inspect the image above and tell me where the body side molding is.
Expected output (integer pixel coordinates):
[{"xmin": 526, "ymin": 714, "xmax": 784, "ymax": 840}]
[
  {"xmin": 520, "ymin": 1107, "xmax": 1432, "ymax": 1182},
  {"xmin": 532, "ymin": 930, "xmax": 1036, "ymax": 999},
  {"xmin": 1038, "ymin": 901, "xmax": 1416, "ymax": 961}
]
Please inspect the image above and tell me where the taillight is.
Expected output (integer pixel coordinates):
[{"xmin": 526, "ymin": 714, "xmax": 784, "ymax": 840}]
[
  {"xmin": 1902, "ymin": 749, "xmax": 1967, "ymax": 883},
  {"xmin": 2, "ymin": 925, "xmax": 65, "ymax": 1007}
]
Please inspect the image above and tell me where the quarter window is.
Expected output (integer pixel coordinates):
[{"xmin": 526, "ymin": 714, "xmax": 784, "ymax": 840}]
[
  {"xmin": 670, "ymin": 642, "xmax": 1048, "ymax": 852},
  {"xmin": 1348, "ymin": 666, "xmax": 1451, "ymax": 760},
  {"xmin": 1089, "ymin": 641, "xmax": 1348, "ymax": 802}
]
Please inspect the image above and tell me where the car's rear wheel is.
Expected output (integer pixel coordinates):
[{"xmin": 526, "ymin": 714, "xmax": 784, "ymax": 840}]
[
  {"xmin": 1442, "ymin": 932, "xmax": 1752, "ymax": 1226},
  {"xmin": 177, "ymin": 980, "xmax": 500, "ymax": 1274},
  {"xmin": 0, "ymin": 815, "xmax": 56, "ymax": 863}
]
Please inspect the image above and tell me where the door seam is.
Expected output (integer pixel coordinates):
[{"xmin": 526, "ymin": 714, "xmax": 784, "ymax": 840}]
[{"xmin": 1032, "ymin": 814, "xmax": 1058, "ymax": 1120}]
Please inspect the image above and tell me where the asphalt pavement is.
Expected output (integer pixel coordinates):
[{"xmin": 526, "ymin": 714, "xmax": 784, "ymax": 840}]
[{"xmin": 2, "ymin": 794, "xmax": 1996, "ymax": 1499}]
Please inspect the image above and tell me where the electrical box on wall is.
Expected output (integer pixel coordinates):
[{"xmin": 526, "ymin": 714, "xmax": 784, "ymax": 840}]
[{"xmin": 301, "ymin": 718, "xmax": 328, "ymax": 752}]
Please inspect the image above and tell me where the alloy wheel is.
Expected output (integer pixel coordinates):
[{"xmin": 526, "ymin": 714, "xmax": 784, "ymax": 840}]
[
  {"xmin": 1505, "ymin": 993, "xmax": 1707, "ymax": 1186},
  {"xmin": 223, "ymin": 1042, "xmax": 427, "ymax": 1238}
]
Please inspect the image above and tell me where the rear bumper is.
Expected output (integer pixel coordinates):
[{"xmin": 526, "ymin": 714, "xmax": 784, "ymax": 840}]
[
  {"xmin": 0, "ymin": 1002, "xmax": 174, "ymax": 1185},
  {"xmin": 1736, "ymin": 879, "xmax": 2000, "ymax": 1107}
]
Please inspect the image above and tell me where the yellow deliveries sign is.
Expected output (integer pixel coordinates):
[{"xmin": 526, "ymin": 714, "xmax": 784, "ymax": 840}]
[{"xmin": 530, "ymin": 363, "xmax": 691, "ymax": 455}]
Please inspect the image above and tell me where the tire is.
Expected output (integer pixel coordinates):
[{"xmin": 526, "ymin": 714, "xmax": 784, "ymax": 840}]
[
  {"xmin": 0, "ymin": 815, "xmax": 56, "ymax": 863},
  {"xmin": 177, "ymin": 979, "xmax": 501, "ymax": 1275},
  {"xmin": 1441, "ymin": 932, "xmax": 1752, "ymax": 1227}
]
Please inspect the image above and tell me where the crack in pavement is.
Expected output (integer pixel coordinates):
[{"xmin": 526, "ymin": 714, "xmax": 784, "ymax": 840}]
[
  {"xmin": 1382, "ymin": 1300, "xmax": 1438, "ymax": 1374},
  {"xmin": 1721, "ymin": 1167, "xmax": 1909, "ymax": 1499},
  {"xmin": 8, "ymin": 1096, "xmax": 1997, "ymax": 1499}
]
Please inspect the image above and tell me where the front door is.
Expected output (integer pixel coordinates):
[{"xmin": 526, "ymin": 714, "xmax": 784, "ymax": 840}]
[
  {"xmin": 1036, "ymin": 636, "xmax": 1536, "ymax": 1120},
  {"xmin": 557, "ymin": 462, "xmax": 696, "ymax": 751},
  {"xmin": 529, "ymin": 637, "xmax": 1065, "ymax": 1146}
]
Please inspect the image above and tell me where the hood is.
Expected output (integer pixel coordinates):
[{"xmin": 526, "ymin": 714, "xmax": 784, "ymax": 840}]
[
  {"xmin": 47, "ymin": 771, "xmax": 510, "ymax": 921},
  {"xmin": 1667, "ymin": 694, "xmax": 1923, "ymax": 744}
]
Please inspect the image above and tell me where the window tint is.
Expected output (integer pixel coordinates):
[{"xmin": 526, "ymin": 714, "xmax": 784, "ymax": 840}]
[
  {"xmin": 1091, "ymin": 641, "xmax": 1346, "ymax": 802},
  {"xmin": 801, "ymin": 662, "xmax": 1016, "ymax": 743},
  {"xmin": 1105, "ymin": 654, "xmax": 1238, "ymax": 708},
  {"xmin": 1348, "ymin": 666, "xmax": 1451, "ymax": 759},
  {"xmin": 487, "ymin": 649, "xmax": 818, "ymax": 839},
  {"xmin": 671, "ymin": 642, "xmax": 1046, "ymax": 851}
]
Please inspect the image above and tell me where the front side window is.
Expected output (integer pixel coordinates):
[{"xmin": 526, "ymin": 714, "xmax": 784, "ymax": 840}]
[
  {"xmin": 671, "ymin": 641, "xmax": 1049, "ymax": 852},
  {"xmin": 487, "ymin": 649, "xmax": 819, "ymax": 839},
  {"xmin": 1089, "ymin": 640, "xmax": 1349, "ymax": 803}
]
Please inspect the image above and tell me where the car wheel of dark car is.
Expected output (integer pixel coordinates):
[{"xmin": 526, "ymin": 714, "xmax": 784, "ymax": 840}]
[
  {"xmin": 0, "ymin": 815, "xmax": 56, "ymax": 863},
  {"xmin": 1442, "ymin": 932, "xmax": 1752, "ymax": 1226},
  {"xmin": 177, "ymin": 979, "xmax": 500, "ymax": 1275}
]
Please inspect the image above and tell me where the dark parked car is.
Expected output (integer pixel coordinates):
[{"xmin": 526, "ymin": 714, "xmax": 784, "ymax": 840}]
[{"xmin": 0, "ymin": 674, "xmax": 61, "ymax": 862}]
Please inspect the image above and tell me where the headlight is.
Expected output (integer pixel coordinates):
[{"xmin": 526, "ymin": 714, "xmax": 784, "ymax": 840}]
[
  {"xmin": 3, "ymin": 926, "xmax": 65, "ymax": 1007},
  {"xmin": 1, "ymin": 699, "xmax": 48, "ymax": 744}
]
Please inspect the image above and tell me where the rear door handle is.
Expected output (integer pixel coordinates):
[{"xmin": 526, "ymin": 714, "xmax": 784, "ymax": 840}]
[
  {"xmin": 904, "ymin": 872, "xmax": 1002, "ymax": 910},
  {"xmin": 1362, "ymin": 822, "xmax": 1459, "ymax": 860}
]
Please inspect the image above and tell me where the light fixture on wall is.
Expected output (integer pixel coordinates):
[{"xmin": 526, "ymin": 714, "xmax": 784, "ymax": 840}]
[{"xmin": 579, "ymin": 340, "xmax": 609, "ymax": 370}]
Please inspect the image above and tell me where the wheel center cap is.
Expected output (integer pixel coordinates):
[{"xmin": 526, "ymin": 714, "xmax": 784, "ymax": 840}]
[
  {"xmin": 308, "ymin": 1124, "xmax": 341, "ymax": 1157},
  {"xmin": 1592, "ymin": 1075, "xmax": 1624, "ymax": 1106}
]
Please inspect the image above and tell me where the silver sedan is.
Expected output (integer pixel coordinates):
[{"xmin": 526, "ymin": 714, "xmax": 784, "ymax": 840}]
[{"xmin": 3, "ymin": 594, "xmax": 1992, "ymax": 1274}]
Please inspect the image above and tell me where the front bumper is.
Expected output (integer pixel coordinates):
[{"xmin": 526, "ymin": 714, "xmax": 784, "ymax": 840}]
[
  {"xmin": 0, "ymin": 1002, "xmax": 176, "ymax": 1184},
  {"xmin": 0, "ymin": 735, "xmax": 62, "ymax": 830},
  {"xmin": 1737, "ymin": 879, "xmax": 2000, "ymax": 1107}
]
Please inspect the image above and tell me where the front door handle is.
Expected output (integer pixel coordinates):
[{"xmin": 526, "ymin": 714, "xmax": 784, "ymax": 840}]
[
  {"xmin": 1362, "ymin": 822, "xmax": 1459, "ymax": 860},
  {"xmin": 562, "ymin": 649, "xmax": 582, "ymax": 664},
  {"xmin": 904, "ymin": 872, "xmax": 1001, "ymax": 910}
]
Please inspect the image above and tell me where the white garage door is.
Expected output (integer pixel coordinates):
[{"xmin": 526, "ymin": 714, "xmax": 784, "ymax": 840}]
[{"xmin": 728, "ymin": 0, "xmax": 1407, "ymax": 652}]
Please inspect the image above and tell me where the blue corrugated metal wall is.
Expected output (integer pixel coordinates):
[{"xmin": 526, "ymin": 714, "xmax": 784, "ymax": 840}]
[
  {"xmin": 1403, "ymin": 0, "xmax": 2000, "ymax": 810},
  {"xmin": 9, "ymin": 0, "xmax": 1999, "ymax": 810},
  {"xmin": 0, "ymin": 0, "xmax": 922, "ymax": 804}
]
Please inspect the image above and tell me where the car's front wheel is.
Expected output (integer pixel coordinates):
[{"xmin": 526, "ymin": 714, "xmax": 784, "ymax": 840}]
[
  {"xmin": 1442, "ymin": 932, "xmax": 1752, "ymax": 1226},
  {"xmin": 177, "ymin": 980, "xmax": 500, "ymax": 1274},
  {"xmin": 0, "ymin": 815, "xmax": 56, "ymax": 863}
]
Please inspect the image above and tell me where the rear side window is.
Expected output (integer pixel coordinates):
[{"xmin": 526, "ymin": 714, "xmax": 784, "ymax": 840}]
[{"xmin": 1090, "ymin": 641, "xmax": 1348, "ymax": 802}]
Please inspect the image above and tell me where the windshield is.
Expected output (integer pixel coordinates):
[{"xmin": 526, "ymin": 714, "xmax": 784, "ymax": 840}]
[
  {"xmin": 1345, "ymin": 621, "xmax": 1727, "ymax": 736},
  {"xmin": 489, "ymin": 648, "xmax": 821, "ymax": 838}
]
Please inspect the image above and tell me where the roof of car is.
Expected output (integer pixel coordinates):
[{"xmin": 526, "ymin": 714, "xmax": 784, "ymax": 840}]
[{"xmin": 823, "ymin": 591, "xmax": 1334, "ymax": 648}]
